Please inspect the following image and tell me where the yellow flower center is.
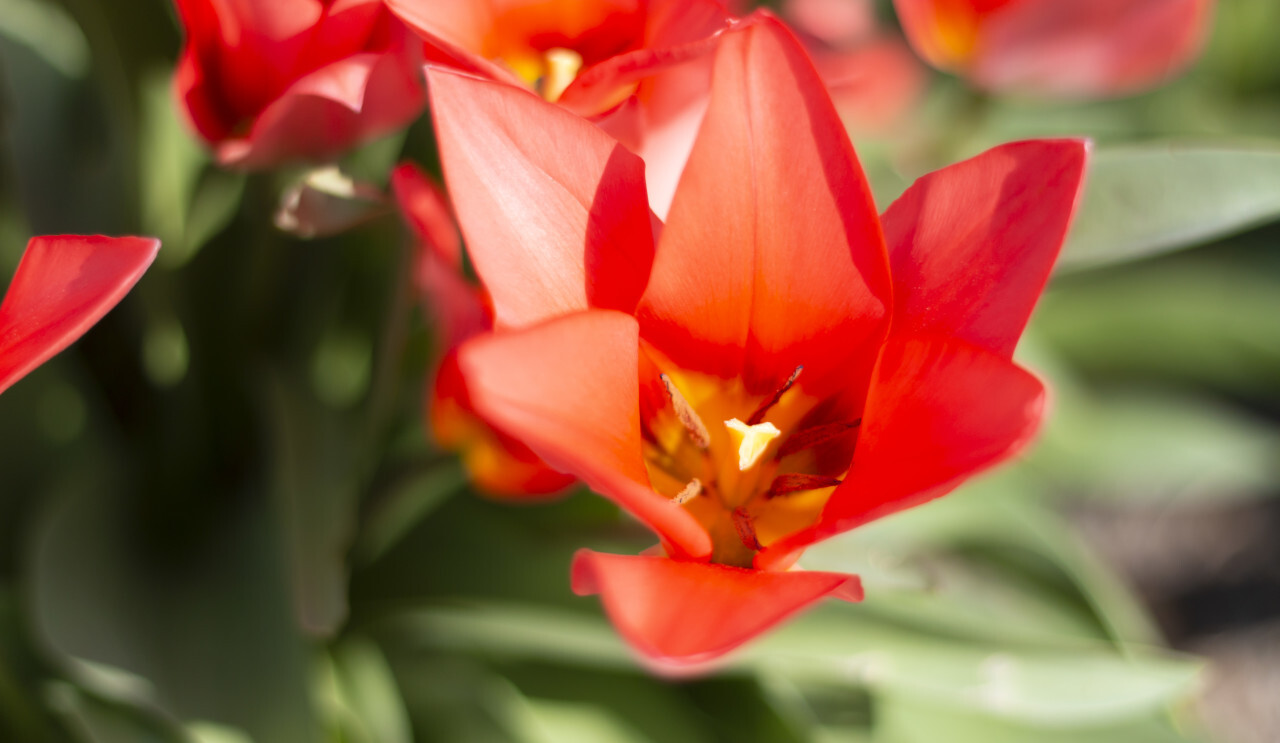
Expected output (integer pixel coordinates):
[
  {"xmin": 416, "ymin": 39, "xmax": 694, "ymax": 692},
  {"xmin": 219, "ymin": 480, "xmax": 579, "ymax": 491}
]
[
  {"xmin": 506, "ymin": 47, "xmax": 584, "ymax": 102},
  {"xmin": 640, "ymin": 363, "xmax": 859, "ymax": 568}
]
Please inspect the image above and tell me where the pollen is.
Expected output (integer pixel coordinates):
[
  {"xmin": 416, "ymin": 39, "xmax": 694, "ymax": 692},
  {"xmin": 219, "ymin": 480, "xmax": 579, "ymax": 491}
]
[
  {"xmin": 725, "ymin": 418, "xmax": 781, "ymax": 471},
  {"xmin": 542, "ymin": 47, "xmax": 584, "ymax": 102}
]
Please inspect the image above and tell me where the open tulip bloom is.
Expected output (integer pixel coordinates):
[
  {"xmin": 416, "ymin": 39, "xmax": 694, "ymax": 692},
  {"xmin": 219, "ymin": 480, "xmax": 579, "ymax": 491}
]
[
  {"xmin": 173, "ymin": 0, "xmax": 426, "ymax": 168},
  {"xmin": 428, "ymin": 12, "xmax": 1087, "ymax": 667},
  {"xmin": 893, "ymin": 0, "xmax": 1215, "ymax": 98},
  {"xmin": 0, "ymin": 236, "xmax": 159, "ymax": 396}
]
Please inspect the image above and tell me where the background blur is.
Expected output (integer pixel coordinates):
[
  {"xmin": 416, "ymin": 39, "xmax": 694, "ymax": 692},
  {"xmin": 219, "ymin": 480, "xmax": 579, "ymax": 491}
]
[{"xmin": 1, "ymin": 0, "xmax": 1279, "ymax": 741}]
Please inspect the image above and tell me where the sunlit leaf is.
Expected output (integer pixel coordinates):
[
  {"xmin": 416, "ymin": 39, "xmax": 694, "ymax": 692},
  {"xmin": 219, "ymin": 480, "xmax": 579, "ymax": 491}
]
[
  {"xmin": 382, "ymin": 600, "xmax": 1199, "ymax": 726},
  {"xmin": 508, "ymin": 696, "xmax": 652, "ymax": 743},
  {"xmin": 874, "ymin": 695, "xmax": 1206, "ymax": 743},
  {"xmin": 1060, "ymin": 143, "xmax": 1280, "ymax": 272},
  {"xmin": 1034, "ymin": 261, "xmax": 1280, "ymax": 397},
  {"xmin": 319, "ymin": 638, "xmax": 412, "ymax": 743},
  {"xmin": 1035, "ymin": 388, "xmax": 1280, "ymax": 504}
]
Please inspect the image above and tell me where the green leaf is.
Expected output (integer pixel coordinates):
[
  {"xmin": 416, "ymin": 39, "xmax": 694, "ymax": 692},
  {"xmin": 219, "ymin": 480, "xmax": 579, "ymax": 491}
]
[
  {"xmin": 31, "ymin": 468, "xmax": 323, "ymax": 743},
  {"xmin": 352, "ymin": 458, "xmax": 468, "ymax": 566},
  {"xmin": 1034, "ymin": 387, "xmax": 1280, "ymax": 504},
  {"xmin": 506, "ymin": 696, "xmax": 653, "ymax": 743},
  {"xmin": 805, "ymin": 477, "xmax": 1162, "ymax": 647},
  {"xmin": 317, "ymin": 639, "xmax": 412, "ymax": 743},
  {"xmin": 874, "ymin": 695, "xmax": 1206, "ymax": 743},
  {"xmin": 139, "ymin": 70, "xmax": 245, "ymax": 268},
  {"xmin": 265, "ymin": 374, "xmax": 361, "ymax": 637},
  {"xmin": 745, "ymin": 609, "xmax": 1200, "ymax": 726},
  {"xmin": 45, "ymin": 681, "xmax": 187, "ymax": 743},
  {"xmin": 1060, "ymin": 143, "xmax": 1280, "ymax": 272},
  {"xmin": 381, "ymin": 601, "xmax": 1200, "ymax": 726},
  {"xmin": 1033, "ymin": 261, "xmax": 1280, "ymax": 398},
  {"xmin": 0, "ymin": 0, "xmax": 90, "ymax": 78}
]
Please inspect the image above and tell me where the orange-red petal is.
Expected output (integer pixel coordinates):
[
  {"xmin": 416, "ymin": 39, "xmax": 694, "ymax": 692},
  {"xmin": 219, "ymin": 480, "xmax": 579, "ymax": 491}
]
[
  {"xmin": 458, "ymin": 310, "xmax": 711, "ymax": 559},
  {"xmin": 572, "ymin": 549, "xmax": 862, "ymax": 666},
  {"xmin": 881, "ymin": 139, "xmax": 1088, "ymax": 358},
  {"xmin": 0, "ymin": 236, "xmax": 159, "ymax": 395},
  {"xmin": 391, "ymin": 162, "xmax": 463, "ymax": 271},
  {"xmin": 427, "ymin": 67, "xmax": 656, "ymax": 329},
  {"xmin": 973, "ymin": 0, "xmax": 1214, "ymax": 98},
  {"xmin": 895, "ymin": 0, "xmax": 1214, "ymax": 98},
  {"xmin": 759, "ymin": 335, "xmax": 1044, "ymax": 566},
  {"xmin": 216, "ymin": 46, "xmax": 425, "ymax": 168},
  {"xmin": 637, "ymin": 14, "xmax": 890, "ymax": 396},
  {"xmin": 430, "ymin": 351, "xmax": 576, "ymax": 497}
]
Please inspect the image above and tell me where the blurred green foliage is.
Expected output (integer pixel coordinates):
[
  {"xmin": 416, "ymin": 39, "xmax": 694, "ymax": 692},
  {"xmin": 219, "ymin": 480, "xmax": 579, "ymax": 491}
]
[{"xmin": 2, "ymin": 0, "xmax": 1280, "ymax": 742}]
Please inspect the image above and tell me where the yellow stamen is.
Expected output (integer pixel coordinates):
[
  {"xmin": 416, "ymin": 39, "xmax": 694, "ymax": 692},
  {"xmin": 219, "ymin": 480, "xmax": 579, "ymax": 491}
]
[
  {"xmin": 542, "ymin": 47, "xmax": 583, "ymax": 102},
  {"xmin": 725, "ymin": 418, "xmax": 781, "ymax": 471}
]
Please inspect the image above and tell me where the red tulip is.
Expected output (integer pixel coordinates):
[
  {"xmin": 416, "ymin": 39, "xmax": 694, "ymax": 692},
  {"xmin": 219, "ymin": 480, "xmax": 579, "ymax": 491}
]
[
  {"xmin": 174, "ymin": 0, "xmax": 427, "ymax": 168},
  {"xmin": 0, "ymin": 236, "xmax": 159, "ymax": 396},
  {"xmin": 429, "ymin": 12, "xmax": 1086, "ymax": 666},
  {"xmin": 391, "ymin": 164, "xmax": 575, "ymax": 497},
  {"xmin": 894, "ymin": 0, "xmax": 1215, "ymax": 97},
  {"xmin": 386, "ymin": 0, "xmax": 732, "ymax": 216},
  {"xmin": 782, "ymin": 0, "xmax": 926, "ymax": 133}
]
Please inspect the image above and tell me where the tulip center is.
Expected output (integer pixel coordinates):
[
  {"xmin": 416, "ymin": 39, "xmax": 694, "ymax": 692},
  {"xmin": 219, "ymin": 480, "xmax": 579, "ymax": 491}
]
[
  {"xmin": 640, "ymin": 365, "xmax": 860, "ymax": 568},
  {"xmin": 506, "ymin": 47, "xmax": 585, "ymax": 102}
]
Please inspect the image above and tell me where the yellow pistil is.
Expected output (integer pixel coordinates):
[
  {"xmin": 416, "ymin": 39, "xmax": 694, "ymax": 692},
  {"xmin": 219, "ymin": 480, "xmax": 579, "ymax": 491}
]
[
  {"xmin": 725, "ymin": 418, "xmax": 781, "ymax": 471},
  {"xmin": 542, "ymin": 47, "xmax": 583, "ymax": 102}
]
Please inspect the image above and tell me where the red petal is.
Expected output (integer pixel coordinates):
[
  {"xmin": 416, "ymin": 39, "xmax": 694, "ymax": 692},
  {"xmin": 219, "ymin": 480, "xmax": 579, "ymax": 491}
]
[
  {"xmin": 217, "ymin": 43, "xmax": 425, "ymax": 168},
  {"xmin": 173, "ymin": 45, "xmax": 234, "ymax": 144},
  {"xmin": 0, "ymin": 236, "xmax": 159, "ymax": 395},
  {"xmin": 975, "ymin": 0, "xmax": 1214, "ymax": 98},
  {"xmin": 892, "ymin": 0, "xmax": 1010, "ymax": 71},
  {"xmin": 636, "ymin": 14, "xmax": 890, "ymax": 396},
  {"xmin": 458, "ymin": 310, "xmax": 711, "ymax": 558},
  {"xmin": 430, "ymin": 351, "xmax": 576, "ymax": 498},
  {"xmin": 427, "ymin": 67, "xmax": 656, "ymax": 329},
  {"xmin": 881, "ymin": 139, "xmax": 1088, "ymax": 358},
  {"xmin": 811, "ymin": 36, "xmax": 927, "ymax": 134},
  {"xmin": 384, "ymin": 0, "xmax": 490, "ymax": 52},
  {"xmin": 572, "ymin": 550, "xmax": 862, "ymax": 666},
  {"xmin": 759, "ymin": 335, "xmax": 1044, "ymax": 566},
  {"xmin": 391, "ymin": 162, "xmax": 462, "ymax": 271},
  {"xmin": 785, "ymin": 0, "xmax": 877, "ymax": 47},
  {"xmin": 556, "ymin": 0, "xmax": 728, "ymax": 116}
]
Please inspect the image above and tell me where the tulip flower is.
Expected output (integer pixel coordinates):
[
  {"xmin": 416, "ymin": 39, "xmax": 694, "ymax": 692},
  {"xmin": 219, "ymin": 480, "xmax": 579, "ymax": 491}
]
[
  {"xmin": 894, "ymin": 0, "xmax": 1215, "ymax": 98},
  {"xmin": 173, "ymin": 0, "xmax": 426, "ymax": 168},
  {"xmin": 386, "ymin": 0, "xmax": 732, "ymax": 216},
  {"xmin": 391, "ymin": 164, "xmax": 575, "ymax": 497},
  {"xmin": 1, "ymin": 236, "xmax": 160, "ymax": 396},
  {"xmin": 429, "ymin": 12, "xmax": 1086, "ymax": 666},
  {"xmin": 783, "ymin": 0, "xmax": 926, "ymax": 132}
]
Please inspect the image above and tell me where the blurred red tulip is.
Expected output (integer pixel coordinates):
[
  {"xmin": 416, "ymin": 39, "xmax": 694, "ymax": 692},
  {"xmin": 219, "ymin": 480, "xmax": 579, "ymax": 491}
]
[
  {"xmin": 386, "ymin": 0, "xmax": 732, "ymax": 216},
  {"xmin": 0, "ymin": 236, "xmax": 159, "ymax": 396},
  {"xmin": 894, "ymin": 0, "xmax": 1215, "ymax": 97},
  {"xmin": 783, "ymin": 0, "xmax": 926, "ymax": 133},
  {"xmin": 391, "ymin": 164, "xmax": 575, "ymax": 498},
  {"xmin": 429, "ymin": 12, "xmax": 1086, "ymax": 666},
  {"xmin": 174, "ymin": 0, "xmax": 427, "ymax": 168}
]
